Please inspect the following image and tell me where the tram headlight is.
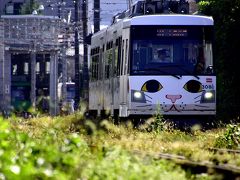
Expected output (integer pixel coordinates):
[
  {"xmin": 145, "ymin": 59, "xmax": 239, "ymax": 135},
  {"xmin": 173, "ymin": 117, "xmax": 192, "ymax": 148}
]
[
  {"xmin": 201, "ymin": 90, "xmax": 215, "ymax": 103},
  {"xmin": 131, "ymin": 90, "xmax": 146, "ymax": 103},
  {"xmin": 204, "ymin": 92, "xmax": 213, "ymax": 99},
  {"xmin": 134, "ymin": 91, "xmax": 142, "ymax": 99}
]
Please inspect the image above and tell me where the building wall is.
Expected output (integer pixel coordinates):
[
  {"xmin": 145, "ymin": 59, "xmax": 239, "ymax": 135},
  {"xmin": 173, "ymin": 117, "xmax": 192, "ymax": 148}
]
[
  {"xmin": 0, "ymin": 0, "xmax": 74, "ymax": 19},
  {"xmin": 0, "ymin": 15, "xmax": 62, "ymax": 115}
]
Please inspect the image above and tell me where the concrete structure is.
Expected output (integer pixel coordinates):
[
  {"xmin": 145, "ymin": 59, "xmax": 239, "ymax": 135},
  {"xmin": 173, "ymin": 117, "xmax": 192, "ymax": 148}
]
[
  {"xmin": 0, "ymin": 0, "xmax": 75, "ymax": 20},
  {"xmin": 0, "ymin": 15, "xmax": 63, "ymax": 115}
]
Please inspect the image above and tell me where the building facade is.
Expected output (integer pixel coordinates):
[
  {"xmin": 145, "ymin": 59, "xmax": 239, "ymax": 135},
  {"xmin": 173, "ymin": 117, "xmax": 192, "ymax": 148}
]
[{"xmin": 0, "ymin": 15, "xmax": 63, "ymax": 115}]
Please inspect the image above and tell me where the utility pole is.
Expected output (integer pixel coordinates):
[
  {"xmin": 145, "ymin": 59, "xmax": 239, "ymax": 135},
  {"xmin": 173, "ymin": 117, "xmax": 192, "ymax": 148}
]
[
  {"xmin": 74, "ymin": 0, "xmax": 80, "ymax": 108},
  {"xmin": 128, "ymin": 0, "xmax": 133, "ymax": 9},
  {"xmin": 82, "ymin": 0, "xmax": 89, "ymax": 101},
  {"xmin": 94, "ymin": 0, "xmax": 100, "ymax": 33}
]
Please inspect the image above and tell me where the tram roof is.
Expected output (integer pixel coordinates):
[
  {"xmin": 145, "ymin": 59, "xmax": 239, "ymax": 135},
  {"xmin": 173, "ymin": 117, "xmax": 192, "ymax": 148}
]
[
  {"xmin": 124, "ymin": 14, "xmax": 214, "ymax": 26},
  {"xmin": 90, "ymin": 14, "xmax": 214, "ymax": 47}
]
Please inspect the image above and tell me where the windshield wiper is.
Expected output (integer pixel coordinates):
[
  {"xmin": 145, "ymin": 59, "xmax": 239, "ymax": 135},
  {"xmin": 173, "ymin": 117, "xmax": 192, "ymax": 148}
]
[
  {"xmin": 159, "ymin": 64, "xmax": 200, "ymax": 80},
  {"xmin": 177, "ymin": 65, "xmax": 200, "ymax": 80},
  {"xmin": 144, "ymin": 68, "xmax": 181, "ymax": 79}
]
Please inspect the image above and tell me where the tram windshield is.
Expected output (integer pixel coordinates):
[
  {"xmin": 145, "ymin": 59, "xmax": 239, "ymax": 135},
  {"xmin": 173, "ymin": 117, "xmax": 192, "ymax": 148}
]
[{"xmin": 131, "ymin": 26, "xmax": 214, "ymax": 75}]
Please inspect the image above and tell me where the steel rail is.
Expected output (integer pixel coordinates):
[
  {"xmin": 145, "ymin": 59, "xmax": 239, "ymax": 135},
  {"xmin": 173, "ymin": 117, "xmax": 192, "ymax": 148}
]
[
  {"xmin": 209, "ymin": 147, "xmax": 240, "ymax": 154},
  {"xmin": 133, "ymin": 150, "xmax": 240, "ymax": 177}
]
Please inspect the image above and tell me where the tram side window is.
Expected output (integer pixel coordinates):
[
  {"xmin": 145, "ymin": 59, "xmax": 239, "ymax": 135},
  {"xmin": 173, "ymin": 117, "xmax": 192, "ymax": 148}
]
[
  {"xmin": 117, "ymin": 37, "xmax": 122, "ymax": 76},
  {"xmin": 91, "ymin": 56, "xmax": 99, "ymax": 81},
  {"xmin": 114, "ymin": 38, "xmax": 119, "ymax": 77},
  {"xmin": 90, "ymin": 47, "xmax": 100, "ymax": 81},
  {"xmin": 105, "ymin": 41, "xmax": 113, "ymax": 79},
  {"xmin": 114, "ymin": 41, "xmax": 118, "ymax": 77},
  {"xmin": 125, "ymin": 39, "xmax": 129, "ymax": 75},
  {"xmin": 121, "ymin": 40, "xmax": 125, "ymax": 75},
  {"xmin": 90, "ymin": 56, "xmax": 94, "ymax": 81}
]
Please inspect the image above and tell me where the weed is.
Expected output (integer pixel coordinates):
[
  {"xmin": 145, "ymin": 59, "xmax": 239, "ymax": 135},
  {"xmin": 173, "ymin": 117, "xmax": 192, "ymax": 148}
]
[
  {"xmin": 144, "ymin": 104, "xmax": 166, "ymax": 133},
  {"xmin": 215, "ymin": 124, "xmax": 240, "ymax": 149}
]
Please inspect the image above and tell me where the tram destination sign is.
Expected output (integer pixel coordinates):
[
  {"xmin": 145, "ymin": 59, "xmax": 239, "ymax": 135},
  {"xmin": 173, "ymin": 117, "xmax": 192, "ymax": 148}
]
[
  {"xmin": 156, "ymin": 29, "xmax": 188, "ymax": 37},
  {"xmin": 131, "ymin": 26, "xmax": 210, "ymax": 40}
]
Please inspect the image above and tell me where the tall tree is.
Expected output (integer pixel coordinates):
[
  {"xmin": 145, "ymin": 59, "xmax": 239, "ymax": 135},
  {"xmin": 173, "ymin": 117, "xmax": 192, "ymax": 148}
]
[{"xmin": 199, "ymin": 0, "xmax": 240, "ymax": 119}]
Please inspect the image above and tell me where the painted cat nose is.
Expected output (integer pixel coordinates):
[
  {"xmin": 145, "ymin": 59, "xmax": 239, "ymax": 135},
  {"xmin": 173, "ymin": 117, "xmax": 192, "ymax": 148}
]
[{"xmin": 166, "ymin": 95, "xmax": 182, "ymax": 103}]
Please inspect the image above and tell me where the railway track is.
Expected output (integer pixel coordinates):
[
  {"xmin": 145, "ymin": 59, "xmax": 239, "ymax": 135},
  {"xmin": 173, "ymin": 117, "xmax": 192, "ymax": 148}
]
[
  {"xmin": 209, "ymin": 147, "xmax": 240, "ymax": 154},
  {"xmin": 133, "ymin": 150, "xmax": 240, "ymax": 179}
]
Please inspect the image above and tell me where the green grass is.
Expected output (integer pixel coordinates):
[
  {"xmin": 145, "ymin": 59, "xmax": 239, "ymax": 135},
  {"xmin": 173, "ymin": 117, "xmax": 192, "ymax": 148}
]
[{"xmin": 0, "ymin": 113, "xmax": 239, "ymax": 179}]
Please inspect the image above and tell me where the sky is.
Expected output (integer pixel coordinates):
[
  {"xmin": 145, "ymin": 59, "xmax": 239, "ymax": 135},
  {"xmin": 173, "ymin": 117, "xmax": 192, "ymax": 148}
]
[{"xmin": 88, "ymin": 0, "xmax": 136, "ymax": 26}]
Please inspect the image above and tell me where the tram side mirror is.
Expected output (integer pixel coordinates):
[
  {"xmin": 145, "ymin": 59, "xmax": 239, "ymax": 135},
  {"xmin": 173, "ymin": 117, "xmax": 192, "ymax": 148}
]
[{"xmin": 206, "ymin": 65, "xmax": 214, "ymax": 74}]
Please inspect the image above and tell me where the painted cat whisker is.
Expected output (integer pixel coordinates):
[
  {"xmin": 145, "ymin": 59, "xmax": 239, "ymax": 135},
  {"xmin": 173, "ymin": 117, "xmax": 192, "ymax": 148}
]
[{"xmin": 194, "ymin": 95, "xmax": 202, "ymax": 99}]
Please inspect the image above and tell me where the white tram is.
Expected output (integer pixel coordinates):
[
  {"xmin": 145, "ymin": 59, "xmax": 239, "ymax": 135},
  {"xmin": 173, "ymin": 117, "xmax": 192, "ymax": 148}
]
[{"xmin": 89, "ymin": 1, "xmax": 215, "ymax": 118}]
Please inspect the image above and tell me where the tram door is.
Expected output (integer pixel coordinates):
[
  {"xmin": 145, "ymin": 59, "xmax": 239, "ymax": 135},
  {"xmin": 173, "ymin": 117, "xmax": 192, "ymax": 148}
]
[{"xmin": 11, "ymin": 54, "xmax": 31, "ymax": 112}]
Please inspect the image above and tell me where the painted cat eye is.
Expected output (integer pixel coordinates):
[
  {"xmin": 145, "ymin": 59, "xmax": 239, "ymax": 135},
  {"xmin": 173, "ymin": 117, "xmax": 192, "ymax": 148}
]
[
  {"xmin": 183, "ymin": 80, "xmax": 203, "ymax": 93},
  {"xmin": 141, "ymin": 80, "xmax": 163, "ymax": 93}
]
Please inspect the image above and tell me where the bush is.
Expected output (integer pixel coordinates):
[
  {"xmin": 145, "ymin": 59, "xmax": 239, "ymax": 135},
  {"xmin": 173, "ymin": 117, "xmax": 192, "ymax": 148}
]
[
  {"xmin": 215, "ymin": 124, "xmax": 240, "ymax": 149},
  {"xmin": 0, "ymin": 116, "xmax": 187, "ymax": 179}
]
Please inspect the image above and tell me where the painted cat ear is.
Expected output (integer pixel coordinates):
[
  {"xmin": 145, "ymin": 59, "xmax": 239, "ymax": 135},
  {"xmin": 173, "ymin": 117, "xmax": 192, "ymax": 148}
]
[
  {"xmin": 141, "ymin": 80, "xmax": 163, "ymax": 93},
  {"xmin": 183, "ymin": 80, "xmax": 203, "ymax": 93}
]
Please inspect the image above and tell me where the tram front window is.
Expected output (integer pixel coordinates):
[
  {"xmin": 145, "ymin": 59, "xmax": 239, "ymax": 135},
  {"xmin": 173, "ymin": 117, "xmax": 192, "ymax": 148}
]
[
  {"xmin": 131, "ymin": 26, "xmax": 214, "ymax": 75},
  {"xmin": 131, "ymin": 40, "xmax": 213, "ymax": 75}
]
